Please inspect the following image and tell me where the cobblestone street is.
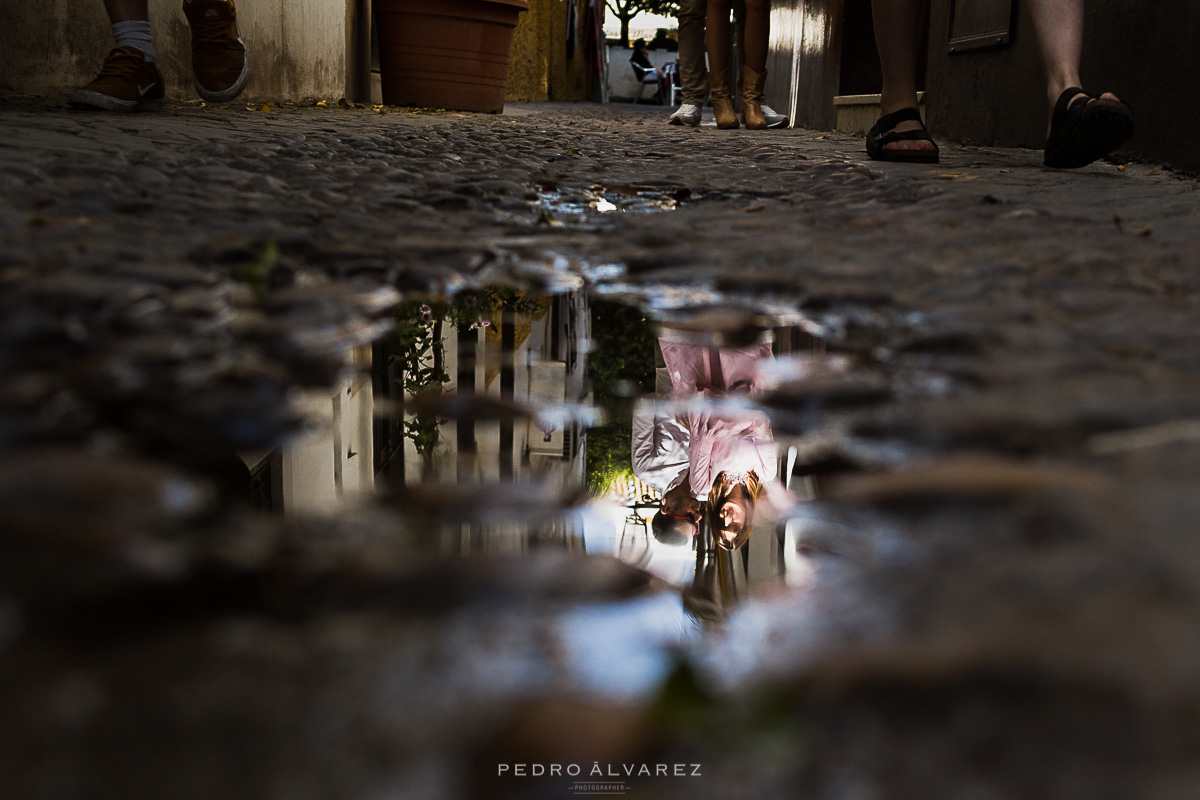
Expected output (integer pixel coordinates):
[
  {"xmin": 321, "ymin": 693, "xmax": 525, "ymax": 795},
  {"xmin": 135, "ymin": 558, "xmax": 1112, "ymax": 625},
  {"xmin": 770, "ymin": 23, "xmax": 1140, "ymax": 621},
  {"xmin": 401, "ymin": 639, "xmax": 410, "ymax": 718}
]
[{"xmin": 4, "ymin": 97, "xmax": 1200, "ymax": 799}]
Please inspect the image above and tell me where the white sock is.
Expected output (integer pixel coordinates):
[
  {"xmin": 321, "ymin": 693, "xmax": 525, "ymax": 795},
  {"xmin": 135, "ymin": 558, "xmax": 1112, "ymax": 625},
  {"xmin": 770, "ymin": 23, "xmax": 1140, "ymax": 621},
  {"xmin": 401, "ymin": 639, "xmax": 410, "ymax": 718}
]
[{"xmin": 111, "ymin": 20, "xmax": 156, "ymax": 63}]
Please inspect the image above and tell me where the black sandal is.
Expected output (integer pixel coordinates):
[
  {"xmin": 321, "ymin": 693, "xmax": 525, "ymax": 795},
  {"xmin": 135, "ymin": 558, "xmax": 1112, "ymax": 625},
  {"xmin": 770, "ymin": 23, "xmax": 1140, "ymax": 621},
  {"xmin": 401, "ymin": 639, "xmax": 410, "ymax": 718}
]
[
  {"xmin": 866, "ymin": 108, "xmax": 940, "ymax": 164},
  {"xmin": 1043, "ymin": 87, "xmax": 1134, "ymax": 169}
]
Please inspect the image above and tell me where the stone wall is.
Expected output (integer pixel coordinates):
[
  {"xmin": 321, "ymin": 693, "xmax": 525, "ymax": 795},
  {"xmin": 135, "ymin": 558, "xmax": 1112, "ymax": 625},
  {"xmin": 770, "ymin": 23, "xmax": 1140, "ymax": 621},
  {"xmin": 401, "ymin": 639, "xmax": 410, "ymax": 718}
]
[
  {"xmin": 0, "ymin": 0, "xmax": 352, "ymax": 102},
  {"xmin": 507, "ymin": 0, "xmax": 594, "ymax": 102}
]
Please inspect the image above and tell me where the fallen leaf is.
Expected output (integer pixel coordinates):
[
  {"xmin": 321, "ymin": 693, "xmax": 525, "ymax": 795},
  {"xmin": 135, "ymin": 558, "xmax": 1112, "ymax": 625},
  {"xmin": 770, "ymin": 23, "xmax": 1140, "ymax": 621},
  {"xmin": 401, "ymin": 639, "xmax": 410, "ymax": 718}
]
[{"xmin": 1113, "ymin": 215, "xmax": 1153, "ymax": 236}]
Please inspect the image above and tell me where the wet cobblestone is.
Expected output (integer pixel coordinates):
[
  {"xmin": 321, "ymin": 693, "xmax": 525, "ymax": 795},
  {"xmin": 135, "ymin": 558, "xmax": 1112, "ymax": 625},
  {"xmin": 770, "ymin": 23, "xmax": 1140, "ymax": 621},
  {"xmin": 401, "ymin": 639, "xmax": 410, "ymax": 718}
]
[{"xmin": 3, "ymin": 97, "xmax": 1200, "ymax": 799}]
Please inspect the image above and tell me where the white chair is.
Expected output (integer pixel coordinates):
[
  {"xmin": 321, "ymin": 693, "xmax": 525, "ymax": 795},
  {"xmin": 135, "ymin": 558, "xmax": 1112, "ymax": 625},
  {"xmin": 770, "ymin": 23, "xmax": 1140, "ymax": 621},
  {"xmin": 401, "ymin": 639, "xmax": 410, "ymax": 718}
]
[{"xmin": 661, "ymin": 61, "xmax": 681, "ymax": 106}]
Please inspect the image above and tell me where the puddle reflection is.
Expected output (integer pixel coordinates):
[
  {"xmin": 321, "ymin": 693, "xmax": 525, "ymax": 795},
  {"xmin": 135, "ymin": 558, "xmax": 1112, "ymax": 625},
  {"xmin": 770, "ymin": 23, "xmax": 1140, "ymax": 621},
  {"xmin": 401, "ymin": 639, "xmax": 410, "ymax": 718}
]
[
  {"xmin": 248, "ymin": 291, "xmax": 827, "ymax": 626},
  {"xmin": 538, "ymin": 184, "xmax": 682, "ymax": 221}
]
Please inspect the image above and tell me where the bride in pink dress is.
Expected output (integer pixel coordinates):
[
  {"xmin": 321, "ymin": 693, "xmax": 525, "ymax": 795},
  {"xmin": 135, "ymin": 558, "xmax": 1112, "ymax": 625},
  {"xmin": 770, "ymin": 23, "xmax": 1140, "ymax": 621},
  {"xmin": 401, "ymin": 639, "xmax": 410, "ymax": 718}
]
[{"xmin": 658, "ymin": 338, "xmax": 781, "ymax": 549}]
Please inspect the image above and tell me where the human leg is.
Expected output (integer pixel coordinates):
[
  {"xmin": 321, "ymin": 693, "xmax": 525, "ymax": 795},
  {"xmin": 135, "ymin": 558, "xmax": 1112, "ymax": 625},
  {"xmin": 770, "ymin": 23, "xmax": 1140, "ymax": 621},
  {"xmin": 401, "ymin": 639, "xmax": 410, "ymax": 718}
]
[
  {"xmin": 870, "ymin": 0, "xmax": 935, "ymax": 154},
  {"xmin": 740, "ymin": 0, "xmax": 769, "ymax": 128},
  {"xmin": 741, "ymin": 0, "xmax": 768, "ymax": 73},
  {"xmin": 104, "ymin": 0, "xmax": 149, "ymax": 23},
  {"xmin": 1026, "ymin": 0, "xmax": 1132, "ymax": 166},
  {"xmin": 731, "ymin": 0, "xmax": 786, "ymax": 127},
  {"xmin": 1026, "ymin": 0, "xmax": 1089, "ymax": 111},
  {"xmin": 706, "ymin": 0, "xmax": 739, "ymax": 128},
  {"xmin": 676, "ymin": 0, "xmax": 708, "ymax": 107},
  {"xmin": 1027, "ymin": 0, "xmax": 1120, "ymax": 121},
  {"xmin": 104, "ymin": 0, "xmax": 156, "ymax": 61}
]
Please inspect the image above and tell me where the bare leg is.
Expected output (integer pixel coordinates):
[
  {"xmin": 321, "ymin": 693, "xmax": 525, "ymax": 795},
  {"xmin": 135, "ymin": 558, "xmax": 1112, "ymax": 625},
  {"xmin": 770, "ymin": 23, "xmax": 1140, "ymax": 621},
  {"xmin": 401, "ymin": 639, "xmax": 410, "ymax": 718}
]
[
  {"xmin": 706, "ymin": 0, "xmax": 740, "ymax": 126},
  {"xmin": 871, "ymin": 0, "xmax": 934, "ymax": 153},
  {"xmin": 706, "ymin": 0, "xmax": 732, "ymax": 86},
  {"xmin": 104, "ymin": 0, "xmax": 149, "ymax": 22},
  {"xmin": 1026, "ymin": 0, "xmax": 1118, "ymax": 133},
  {"xmin": 742, "ymin": 0, "xmax": 769, "ymax": 73}
]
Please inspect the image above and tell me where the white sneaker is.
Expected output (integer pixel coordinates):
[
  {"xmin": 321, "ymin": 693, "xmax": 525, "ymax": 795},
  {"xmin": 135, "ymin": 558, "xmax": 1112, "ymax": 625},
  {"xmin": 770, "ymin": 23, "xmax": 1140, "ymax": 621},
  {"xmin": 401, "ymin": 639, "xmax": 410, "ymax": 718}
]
[
  {"xmin": 668, "ymin": 103, "xmax": 701, "ymax": 127},
  {"xmin": 761, "ymin": 104, "xmax": 789, "ymax": 129}
]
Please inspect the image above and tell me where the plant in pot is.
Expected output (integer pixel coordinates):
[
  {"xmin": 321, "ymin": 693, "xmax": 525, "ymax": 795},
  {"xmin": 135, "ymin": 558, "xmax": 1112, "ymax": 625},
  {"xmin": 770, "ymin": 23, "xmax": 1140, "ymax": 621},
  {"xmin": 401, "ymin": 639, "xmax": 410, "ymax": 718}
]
[{"xmin": 374, "ymin": 0, "xmax": 530, "ymax": 114}]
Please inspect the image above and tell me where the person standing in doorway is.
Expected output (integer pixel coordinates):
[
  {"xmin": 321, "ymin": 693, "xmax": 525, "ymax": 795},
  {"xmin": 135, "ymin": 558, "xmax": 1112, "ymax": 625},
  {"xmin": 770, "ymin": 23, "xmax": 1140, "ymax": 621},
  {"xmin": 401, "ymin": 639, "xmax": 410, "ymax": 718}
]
[
  {"xmin": 668, "ymin": 0, "xmax": 787, "ymax": 128},
  {"xmin": 71, "ymin": 0, "xmax": 250, "ymax": 112},
  {"xmin": 867, "ymin": 0, "xmax": 1133, "ymax": 167}
]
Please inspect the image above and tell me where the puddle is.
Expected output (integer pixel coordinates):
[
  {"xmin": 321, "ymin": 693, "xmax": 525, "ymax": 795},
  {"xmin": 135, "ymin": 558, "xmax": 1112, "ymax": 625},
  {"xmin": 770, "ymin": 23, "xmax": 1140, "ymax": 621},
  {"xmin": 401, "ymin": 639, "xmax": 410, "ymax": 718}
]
[
  {"xmin": 537, "ymin": 183, "xmax": 683, "ymax": 222},
  {"xmin": 7, "ymin": 252, "xmax": 1165, "ymax": 799},
  {"xmin": 2, "ymin": 255, "xmax": 906, "ymax": 798},
  {"xmin": 219, "ymin": 284, "xmax": 834, "ymax": 693}
]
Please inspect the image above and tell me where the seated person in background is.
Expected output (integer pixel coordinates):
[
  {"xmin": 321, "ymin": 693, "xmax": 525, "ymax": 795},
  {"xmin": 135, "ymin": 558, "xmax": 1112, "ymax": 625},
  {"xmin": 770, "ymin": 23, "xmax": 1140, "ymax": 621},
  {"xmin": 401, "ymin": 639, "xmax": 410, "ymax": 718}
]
[
  {"xmin": 630, "ymin": 38, "xmax": 666, "ymax": 100},
  {"xmin": 648, "ymin": 28, "xmax": 679, "ymax": 51}
]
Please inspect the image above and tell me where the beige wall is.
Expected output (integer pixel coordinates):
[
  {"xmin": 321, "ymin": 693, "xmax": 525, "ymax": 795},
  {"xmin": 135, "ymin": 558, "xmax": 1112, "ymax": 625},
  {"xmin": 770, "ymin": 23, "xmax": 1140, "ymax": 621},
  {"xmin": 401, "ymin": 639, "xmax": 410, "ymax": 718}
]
[
  {"xmin": 507, "ymin": 0, "xmax": 594, "ymax": 103},
  {"xmin": 281, "ymin": 371, "xmax": 375, "ymax": 515},
  {"xmin": 0, "ymin": 0, "xmax": 351, "ymax": 102}
]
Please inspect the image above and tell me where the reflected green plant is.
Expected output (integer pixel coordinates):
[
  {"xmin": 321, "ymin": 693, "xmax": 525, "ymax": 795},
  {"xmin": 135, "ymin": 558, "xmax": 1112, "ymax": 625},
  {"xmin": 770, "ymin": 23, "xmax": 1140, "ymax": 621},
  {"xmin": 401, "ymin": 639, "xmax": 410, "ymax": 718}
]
[
  {"xmin": 393, "ymin": 289, "xmax": 551, "ymax": 462},
  {"xmin": 586, "ymin": 301, "xmax": 656, "ymax": 493}
]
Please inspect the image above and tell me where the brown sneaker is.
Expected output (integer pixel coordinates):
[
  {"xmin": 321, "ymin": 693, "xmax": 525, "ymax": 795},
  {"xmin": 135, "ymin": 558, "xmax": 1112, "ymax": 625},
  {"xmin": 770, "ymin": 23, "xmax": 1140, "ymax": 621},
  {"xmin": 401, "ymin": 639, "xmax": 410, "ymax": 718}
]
[
  {"xmin": 183, "ymin": 0, "xmax": 249, "ymax": 102},
  {"xmin": 69, "ymin": 46, "xmax": 166, "ymax": 112}
]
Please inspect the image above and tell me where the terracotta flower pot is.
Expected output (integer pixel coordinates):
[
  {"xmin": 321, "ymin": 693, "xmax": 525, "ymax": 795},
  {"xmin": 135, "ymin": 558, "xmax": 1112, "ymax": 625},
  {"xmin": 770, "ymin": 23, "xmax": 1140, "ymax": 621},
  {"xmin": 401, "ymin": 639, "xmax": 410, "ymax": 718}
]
[{"xmin": 374, "ymin": 0, "xmax": 529, "ymax": 114}]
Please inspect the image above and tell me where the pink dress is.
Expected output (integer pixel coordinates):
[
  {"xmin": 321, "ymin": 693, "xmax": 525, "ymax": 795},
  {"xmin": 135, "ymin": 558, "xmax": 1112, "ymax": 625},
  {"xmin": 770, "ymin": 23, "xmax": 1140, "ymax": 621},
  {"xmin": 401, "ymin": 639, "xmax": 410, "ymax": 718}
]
[{"xmin": 658, "ymin": 340, "xmax": 777, "ymax": 497}]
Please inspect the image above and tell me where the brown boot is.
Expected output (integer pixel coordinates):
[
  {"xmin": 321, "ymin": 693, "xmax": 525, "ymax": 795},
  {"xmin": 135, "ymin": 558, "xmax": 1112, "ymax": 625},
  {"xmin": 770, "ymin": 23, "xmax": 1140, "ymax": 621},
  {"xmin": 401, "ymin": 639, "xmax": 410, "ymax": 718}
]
[
  {"xmin": 708, "ymin": 72, "xmax": 739, "ymax": 130},
  {"xmin": 742, "ymin": 66, "xmax": 768, "ymax": 130}
]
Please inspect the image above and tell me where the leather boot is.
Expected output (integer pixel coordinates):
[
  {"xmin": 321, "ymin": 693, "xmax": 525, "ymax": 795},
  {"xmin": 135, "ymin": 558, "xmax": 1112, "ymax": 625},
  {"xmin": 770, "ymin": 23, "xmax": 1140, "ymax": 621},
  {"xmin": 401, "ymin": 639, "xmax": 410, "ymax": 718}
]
[
  {"xmin": 708, "ymin": 71, "xmax": 739, "ymax": 129},
  {"xmin": 742, "ymin": 65, "xmax": 768, "ymax": 129}
]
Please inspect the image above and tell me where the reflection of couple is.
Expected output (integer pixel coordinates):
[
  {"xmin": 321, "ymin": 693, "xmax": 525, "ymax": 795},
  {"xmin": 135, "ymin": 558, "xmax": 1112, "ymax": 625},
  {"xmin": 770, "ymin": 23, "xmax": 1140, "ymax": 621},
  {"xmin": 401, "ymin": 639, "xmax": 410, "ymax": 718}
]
[{"xmin": 632, "ymin": 338, "xmax": 779, "ymax": 550}]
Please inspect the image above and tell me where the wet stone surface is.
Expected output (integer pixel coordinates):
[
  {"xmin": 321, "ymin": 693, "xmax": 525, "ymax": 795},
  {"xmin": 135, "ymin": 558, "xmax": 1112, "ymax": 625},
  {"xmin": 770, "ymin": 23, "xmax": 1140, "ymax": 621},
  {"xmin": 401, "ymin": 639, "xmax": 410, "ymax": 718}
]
[{"xmin": 2, "ymin": 98, "xmax": 1200, "ymax": 799}]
